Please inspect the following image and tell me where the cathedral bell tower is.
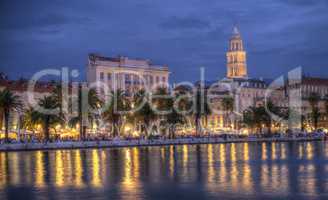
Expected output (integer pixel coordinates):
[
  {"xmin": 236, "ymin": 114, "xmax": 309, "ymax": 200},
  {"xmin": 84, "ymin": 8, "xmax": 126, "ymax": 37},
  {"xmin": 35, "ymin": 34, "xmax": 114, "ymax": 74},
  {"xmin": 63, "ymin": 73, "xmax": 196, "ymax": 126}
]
[{"xmin": 226, "ymin": 26, "xmax": 248, "ymax": 79}]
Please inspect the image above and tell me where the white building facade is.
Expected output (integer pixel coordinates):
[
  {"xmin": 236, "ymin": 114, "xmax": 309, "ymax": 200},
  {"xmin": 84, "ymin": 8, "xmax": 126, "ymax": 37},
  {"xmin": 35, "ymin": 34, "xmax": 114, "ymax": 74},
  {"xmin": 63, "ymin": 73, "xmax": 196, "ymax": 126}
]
[{"xmin": 87, "ymin": 54, "xmax": 170, "ymax": 96}]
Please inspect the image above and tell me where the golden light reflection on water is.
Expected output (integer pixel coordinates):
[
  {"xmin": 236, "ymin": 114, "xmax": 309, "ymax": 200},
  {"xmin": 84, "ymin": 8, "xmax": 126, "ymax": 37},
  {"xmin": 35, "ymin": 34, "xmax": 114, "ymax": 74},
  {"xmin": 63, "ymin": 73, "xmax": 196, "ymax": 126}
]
[
  {"xmin": 101, "ymin": 150, "xmax": 107, "ymax": 184},
  {"xmin": 132, "ymin": 147, "xmax": 140, "ymax": 179},
  {"xmin": 262, "ymin": 143, "xmax": 267, "ymax": 160},
  {"xmin": 218, "ymin": 144, "xmax": 226, "ymax": 184},
  {"xmin": 281, "ymin": 144, "xmax": 287, "ymax": 159},
  {"xmin": 271, "ymin": 164, "xmax": 279, "ymax": 190},
  {"xmin": 0, "ymin": 142, "xmax": 326, "ymax": 198},
  {"xmin": 241, "ymin": 143, "xmax": 253, "ymax": 193},
  {"xmin": 0, "ymin": 153, "xmax": 6, "ymax": 188},
  {"xmin": 55, "ymin": 151, "xmax": 64, "ymax": 187},
  {"xmin": 261, "ymin": 163, "xmax": 269, "ymax": 189},
  {"xmin": 181, "ymin": 145, "xmax": 189, "ymax": 181},
  {"xmin": 182, "ymin": 145, "xmax": 188, "ymax": 167},
  {"xmin": 120, "ymin": 148, "xmax": 143, "ymax": 200},
  {"xmin": 280, "ymin": 165, "xmax": 289, "ymax": 194},
  {"xmin": 161, "ymin": 148, "xmax": 165, "ymax": 161},
  {"xmin": 207, "ymin": 144, "xmax": 214, "ymax": 183},
  {"xmin": 91, "ymin": 150, "xmax": 101, "ymax": 188},
  {"xmin": 271, "ymin": 143, "xmax": 277, "ymax": 160},
  {"xmin": 74, "ymin": 150, "xmax": 84, "ymax": 188},
  {"xmin": 24, "ymin": 154, "xmax": 32, "ymax": 184},
  {"xmin": 243, "ymin": 143, "xmax": 249, "ymax": 161},
  {"xmin": 169, "ymin": 146, "xmax": 175, "ymax": 178},
  {"xmin": 299, "ymin": 164, "xmax": 317, "ymax": 197},
  {"xmin": 35, "ymin": 151, "xmax": 45, "ymax": 188},
  {"xmin": 230, "ymin": 144, "xmax": 238, "ymax": 192},
  {"xmin": 306, "ymin": 143, "xmax": 314, "ymax": 160},
  {"xmin": 299, "ymin": 144, "xmax": 304, "ymax": 159},
  {"xmin": 63, "ymin": 151, "xmax": 72, "ymax": 186},
  {"xmin": 10, "ymin": 153, "xmax": 19, "ymax": 185}
]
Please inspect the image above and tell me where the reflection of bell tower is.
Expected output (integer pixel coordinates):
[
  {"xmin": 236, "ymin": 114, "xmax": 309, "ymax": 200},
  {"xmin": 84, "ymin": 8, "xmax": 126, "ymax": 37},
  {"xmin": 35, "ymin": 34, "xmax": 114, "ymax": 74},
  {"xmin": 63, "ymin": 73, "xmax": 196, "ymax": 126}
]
[{"xmin": 226, "ymin": 26, "xmax": 247, "ymax": 79}]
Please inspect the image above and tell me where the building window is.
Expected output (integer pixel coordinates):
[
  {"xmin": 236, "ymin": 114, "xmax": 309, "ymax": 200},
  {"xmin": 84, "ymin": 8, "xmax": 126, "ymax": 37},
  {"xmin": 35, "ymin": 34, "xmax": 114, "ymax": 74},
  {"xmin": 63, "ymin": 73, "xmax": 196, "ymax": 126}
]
[
  {"xmin": 156, "ymin": 76, "xmax": 159, "ymax": 83},
  {"xmin": 100, "ymin": 72, "xmax": 104, "ymax": 80},
  {"xmin": 125, "ymin": 74, "xmax": 130, "ymax": 81},
  {"xmin": 125, "ymin": 74, "xmax": 131, "ymax": 85},
  {"xmin": 150, "ymin": 76, "xmax": 153, "ymax": 84},
  {"xmin": 162, "ymin": 77, "xmax": 166, "ymax": 83},
  {"xmin": 134, "ymin": 75, "xmax": 140, "ymax": 85},
  {"xmin": 107, "ymin": 73, "xmax": 111, "ymax": 80}
]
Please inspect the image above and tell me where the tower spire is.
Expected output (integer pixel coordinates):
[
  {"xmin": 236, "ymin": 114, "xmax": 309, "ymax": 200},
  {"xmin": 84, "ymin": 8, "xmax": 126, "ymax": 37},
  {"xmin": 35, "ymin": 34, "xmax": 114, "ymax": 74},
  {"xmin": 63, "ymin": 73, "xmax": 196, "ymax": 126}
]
[
  {"xmin": 232, "ymin": 25, "xmax": 240, "ymax": 35},
  {"xmin": 226, "ymin": 26, "xmax": 247, "ymax": 79}
]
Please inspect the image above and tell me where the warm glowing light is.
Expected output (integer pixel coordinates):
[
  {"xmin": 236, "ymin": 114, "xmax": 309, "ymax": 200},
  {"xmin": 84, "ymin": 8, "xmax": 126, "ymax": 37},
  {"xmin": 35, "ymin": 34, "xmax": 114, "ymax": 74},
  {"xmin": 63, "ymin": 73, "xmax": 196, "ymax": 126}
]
[
  {"xmin": 10, "ymin": 153, "xmax": 20, "ymax": 185},
  {"xmin": 35, "ymin": 151, "xmax": 45, "ymax": 188},
  {"xmin": 262, "ymin": 143, "xmax": 267, "ymax": 160},
  {"xmin": 306, "ymin": 142, "xmax": 314, "ymax": 160},
  {"xmin": 207, "ymin": 144, "xmax": 215, "ymax": 182},
  {"xmin": 0, "ymin": 153, "xmax": 6, "ymax": 188},
  {"xmin": 55, "ymin": 151, "xmax": 64, "ymax": 187},
  {"xmin": 91, "ymin": 150, "xmax": 101, "ymax": 188},
  {"xmin": 74, "ymin": 150, "xmax": 84, "ymax": 188},
  {"xmin": 244, "ymin": 143, "xmax": 249, "ymax": 161},
  {"xmin": 169, "ymin": 146, "xmax": 175, "ymax": 178},
  {"xmin": 271, "ymin": 143, "xmax": 276, "ymax": 160},
  {"xmin": 182, "ymin": 145, "xmax": 189, "ymax": 167}
]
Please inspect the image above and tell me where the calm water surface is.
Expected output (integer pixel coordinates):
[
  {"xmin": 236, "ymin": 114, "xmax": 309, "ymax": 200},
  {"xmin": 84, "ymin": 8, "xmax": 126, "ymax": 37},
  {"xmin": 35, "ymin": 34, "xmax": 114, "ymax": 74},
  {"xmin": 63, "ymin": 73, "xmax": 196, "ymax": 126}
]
[{"xmin": 1, "ymin": 141, "xmax": 328, "ymax": 200}]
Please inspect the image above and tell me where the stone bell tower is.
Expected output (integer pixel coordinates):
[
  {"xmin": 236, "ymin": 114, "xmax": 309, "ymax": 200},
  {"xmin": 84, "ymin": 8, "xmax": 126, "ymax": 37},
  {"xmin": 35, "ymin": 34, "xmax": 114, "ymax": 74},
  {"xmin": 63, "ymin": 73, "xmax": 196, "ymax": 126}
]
[{"xmin": 226, "ymin": 26, "xmax": 248, "ymax": 79}]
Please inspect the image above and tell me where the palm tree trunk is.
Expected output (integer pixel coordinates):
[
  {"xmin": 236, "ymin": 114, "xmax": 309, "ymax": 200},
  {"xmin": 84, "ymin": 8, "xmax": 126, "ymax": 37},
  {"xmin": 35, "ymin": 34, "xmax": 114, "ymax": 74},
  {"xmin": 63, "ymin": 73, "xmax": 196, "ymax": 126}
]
[
  {"xmin": 4, "ymin": 110, "xmax": 9, "ymax": 143},
  {"xmin": 82, "ymin": 126, "xmax": 87, "ymax": 140},
  {"xmin": 44, "ymin": 117, "xmax": 50, "ymax": 142},
  {"xmin": 195, "ymin": 116, "xmax": 200, "ymax": 136},
  {"xmin": 314, "ymin": 117, "xmax": 318, "ymax": 130},
  {"xmin": 79, "ymin": 122, "xmax": 83, "ymax": 140}
]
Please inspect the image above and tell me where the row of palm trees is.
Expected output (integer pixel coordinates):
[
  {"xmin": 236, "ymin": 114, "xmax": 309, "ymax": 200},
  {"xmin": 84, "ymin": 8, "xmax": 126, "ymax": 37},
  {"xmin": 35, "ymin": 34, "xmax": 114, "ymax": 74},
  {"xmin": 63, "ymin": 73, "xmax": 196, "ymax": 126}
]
[
  {"xmin": 243, "ymin": 93, "xmax": 328, "ymax": 133},
  {"xmin": 0, "ymin": 85, "xmax": 216, "ymax": 143},
  {"xmin": 3, "ymin": 84, "xmax": 326, "ymax": 143}
]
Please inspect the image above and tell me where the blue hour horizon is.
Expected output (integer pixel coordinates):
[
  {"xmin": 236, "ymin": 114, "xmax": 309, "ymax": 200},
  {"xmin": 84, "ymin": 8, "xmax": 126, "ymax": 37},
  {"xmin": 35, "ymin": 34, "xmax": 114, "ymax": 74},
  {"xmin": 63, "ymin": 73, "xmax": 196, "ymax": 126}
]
[{"xmin": 1, "ymin": 0, "xmax": 328, "ymax": 83}]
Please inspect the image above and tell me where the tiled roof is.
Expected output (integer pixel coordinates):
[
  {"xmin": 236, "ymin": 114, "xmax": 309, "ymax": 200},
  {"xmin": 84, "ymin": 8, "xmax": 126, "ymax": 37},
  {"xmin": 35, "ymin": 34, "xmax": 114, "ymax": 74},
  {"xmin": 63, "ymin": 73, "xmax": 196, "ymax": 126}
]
[
  {"xmin": 302, "ymin": 77, "xmax": 328, "ymax": 86},
  {"xmin": 0, "ymin": 80, "xmax": 54, "ymax": 93}
]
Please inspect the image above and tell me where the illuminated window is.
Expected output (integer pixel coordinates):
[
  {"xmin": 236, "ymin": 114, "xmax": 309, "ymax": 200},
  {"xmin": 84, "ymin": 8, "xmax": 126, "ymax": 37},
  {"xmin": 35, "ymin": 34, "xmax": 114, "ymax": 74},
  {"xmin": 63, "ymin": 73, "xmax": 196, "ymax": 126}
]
[{"xmin": 100, "ymin": 72, "xmax": 104, "ymax": 80}]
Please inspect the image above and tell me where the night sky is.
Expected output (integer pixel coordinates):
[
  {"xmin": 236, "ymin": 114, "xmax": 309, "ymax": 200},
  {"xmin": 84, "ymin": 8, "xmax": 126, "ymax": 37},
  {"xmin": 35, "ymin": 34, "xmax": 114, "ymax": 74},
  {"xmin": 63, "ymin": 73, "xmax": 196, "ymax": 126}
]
[{"xmin": 1, "ymin": 0, "xmax": 328, "ymax": 83}]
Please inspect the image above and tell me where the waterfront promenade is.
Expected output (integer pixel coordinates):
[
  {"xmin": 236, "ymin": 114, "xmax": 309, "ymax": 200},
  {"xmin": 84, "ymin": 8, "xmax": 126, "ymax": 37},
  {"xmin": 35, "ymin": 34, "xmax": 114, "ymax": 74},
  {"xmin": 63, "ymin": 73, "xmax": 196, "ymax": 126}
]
[{"xmin": 0, "ymin": 136, "xmax": 325, "ymax": 151}]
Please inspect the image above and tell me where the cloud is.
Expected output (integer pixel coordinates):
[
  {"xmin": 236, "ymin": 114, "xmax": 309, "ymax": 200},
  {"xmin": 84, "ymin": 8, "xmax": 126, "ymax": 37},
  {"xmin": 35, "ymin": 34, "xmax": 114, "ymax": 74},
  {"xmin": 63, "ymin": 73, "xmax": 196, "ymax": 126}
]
[
  {"xmin": 0, "ymin": 13, "xmax": 90, "ymax": 31},
  {"xmin": 160, "ymin": 16, "xmax": 210, "ymax": 30}
]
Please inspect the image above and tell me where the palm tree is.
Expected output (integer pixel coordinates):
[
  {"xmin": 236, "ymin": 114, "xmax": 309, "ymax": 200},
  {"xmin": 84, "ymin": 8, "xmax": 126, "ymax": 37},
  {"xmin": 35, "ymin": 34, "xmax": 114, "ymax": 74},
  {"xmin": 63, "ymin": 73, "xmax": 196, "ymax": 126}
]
[
  {"xmin": 193, "ymin": 87, "xmax": 211, "ymax": 136},
  {"xmin": 103, "ymin": 89, "xmax": 130, "ymax": 137},
  {"xmin": 69, "ymin": 85, "xmax": 101, "ymax": 140},
  {"xmin": 152, "ymin": 87, "xmax": 171, "ymax": 136},
  {"xmin": 21, "ymin": 107, "xmax": 41, "ymax": 139},
  {"xmin": 243, "ymin": 102, "xmax": 281, "ymax": 134},
  {"xmin": 133, "ymin": 90, "xmax": 156, "ymax": 137},
  {"xmin": 166, "ymin": 93, "xmax": 186, "ymax": 138},
  {"xmin": 324, "ymin": 94, "xmax": 328, "ymax": 128},
  {"xmin": 221, "ymin": 96, "xmax": 234, "ymax": 129},
  {"xmin": 243, "ymin": 108, "xmax": 256, "ymax": 133},
  {"xmin": 263, "ymin": 101, "xmax": 281, "ymax": 134},
  {"xmin": 308, "ymin": 92, "xmax": 320, "ymax": 130},
  {"xmin": 35, "ymin": 96, "xmax": 64, "ymax": 141},
  {"xmin": 0, "ymin": 89, "xmax": 22, "ymax": 143}
]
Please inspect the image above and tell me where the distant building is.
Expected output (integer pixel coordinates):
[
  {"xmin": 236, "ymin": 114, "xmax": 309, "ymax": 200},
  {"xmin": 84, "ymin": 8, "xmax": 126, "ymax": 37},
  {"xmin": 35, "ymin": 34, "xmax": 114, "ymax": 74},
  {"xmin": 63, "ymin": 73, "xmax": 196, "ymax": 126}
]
[
  {"xmin": 0, "ymin": 80, "xmax": 54, "ymax": 135},
  {"xmin": 87, "ymin": 54, "xmax": 170, "ymax": 96},
  {"xmin": 226, "ymin": 26, "xmax": 248, "ymax": 79}
]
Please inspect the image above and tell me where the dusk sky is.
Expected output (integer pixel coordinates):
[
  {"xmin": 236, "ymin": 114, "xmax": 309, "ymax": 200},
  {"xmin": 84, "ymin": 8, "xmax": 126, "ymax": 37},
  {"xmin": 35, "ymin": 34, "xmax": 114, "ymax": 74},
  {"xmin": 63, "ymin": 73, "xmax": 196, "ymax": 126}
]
[{"xmin": 1, "ymin": 0, "xmax": 328, "ymax": 83}]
